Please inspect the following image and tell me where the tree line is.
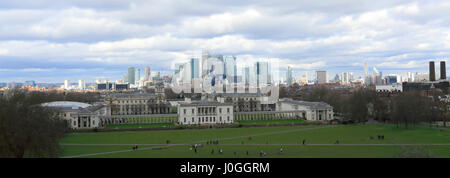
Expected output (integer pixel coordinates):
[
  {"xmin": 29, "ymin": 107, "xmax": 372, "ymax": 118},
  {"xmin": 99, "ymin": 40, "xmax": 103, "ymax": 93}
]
[{"xmin": 280, "ymin": 85, "xmax": 449, "ymax": 128}]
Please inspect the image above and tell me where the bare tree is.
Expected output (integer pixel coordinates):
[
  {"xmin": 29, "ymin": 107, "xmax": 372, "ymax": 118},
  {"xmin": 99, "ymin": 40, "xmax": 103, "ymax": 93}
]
[{"xmin": 0, "ymin": 90, "xmax": 69, "ymax": 158}]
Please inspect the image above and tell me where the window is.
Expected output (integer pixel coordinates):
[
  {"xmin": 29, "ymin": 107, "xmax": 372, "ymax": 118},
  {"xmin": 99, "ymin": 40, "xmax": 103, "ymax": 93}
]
[
  {"xmin": 219, "ymin": 108, "xmax": 222, "ymax": 113},
  {"xmin": 227, "ymin": 116, "xmax": 230, "ymax": 121},
  {"xmin": 184, "ymin": 118, "xmax": 186, "ymax": 122},
  {"xmin": 192, "ymin": 109, "xmax": 195, "ymax": 114},
  {"xmin": 184, "ymin": 109, "xmax": 186, "ymax": 114},
  {"xmin": 220, "ymin": 117, "xmax": 222, "ymax": 122},
  {"xmin": 192, "ymin": 117, "xmax": 194, "ymax": 122},
  {"xmin": 227, "ymin": 108, "xmax": 230, "ymax": 113}
]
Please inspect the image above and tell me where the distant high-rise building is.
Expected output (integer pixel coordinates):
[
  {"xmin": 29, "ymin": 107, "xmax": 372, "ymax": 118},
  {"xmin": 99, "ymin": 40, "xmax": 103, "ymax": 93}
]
[
  {"xmin": 201, "ymin": 50, "xmax": 211, "ymax": 77},
  {"xmin": 128, "ymin": 67, "xmax": 135, "ymax": 84},
  {"xmin": 364, "ymin": 62, "xmax": 368, "ymax": 78},
  {"xmin": 64, "ymin": 80, "xmax": 70, "ymax": 89},
  {"xmin": 151, "ymin": 71, "xmax": 160, "ymax": 81},
  {"xmin": 78, "ymin": 80, "xmax": 86, "ymax": 90},
  {"xmin": 243, "ymin": 66, "xmax": 250, "ymax": 85},
  {"xmin": 341, "ymin": 72, "xmax": 349, "ymax": 85},
  {"xmin": 255, "ymin": 61, "xmax": 270, "ymax": 85},
  {"xmin": 144, "ymin": 66, "xmax": 151, "ymax": 81},
  {"xmin": 333, "ymin": 74, "xmax": 340, "ymax": 82},
  {"xmin": 135, "ymin": 68, "xmax": 141, "ymax": 83},
  {"xmin": 316, "ymin": 71, "xmax": 327, "ymax": 84},
  {"xmin": 24, "ymin": 80, "xmax": 36, "ymax": 87},
  {"xmin": 385, "ymin": 75, "xmax": 397, "ymax": 84},
  {"xmin": 223, "ymin": 56, "xmax": 236, "ymax": 83},
  {"xmin": 191, "ymin": 58, "xmax": 200, "ymax": 79},
  {"xmin": 286, "ymin": 66, "xmax": 293, "ymax": 86},
  {"xmin": 429, "ymin": 61, "xmax": 436, "ymax": 81},
  {"xmin": 440, "ymin": 61, "xmax": 446, "ymax": 80}
]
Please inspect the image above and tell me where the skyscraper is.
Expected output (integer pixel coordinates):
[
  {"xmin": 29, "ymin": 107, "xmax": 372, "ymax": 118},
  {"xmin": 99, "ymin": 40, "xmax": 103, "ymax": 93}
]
[
  {"xmin": 255, "ymin": 61, "xmax": 270, "ymax": 85},
  {"xmin": 201, "ymin": 50, "xmax": 210, "ymax": 77},
  {"xmin": 223, "ymin": 56, "xmax": 237, "ymax": 83},
  {"xmin": 78, "ymin": 80, "xmax": 86, "ymax": 90},
  {"xmin": 364, "ymin": 62, "xmax": 368, "ymax": 78},
  {"xmin": 191, "ymin": 58, "xmax": 200, "ymax": 79},
  {"xmin": 316, "ymin": 71, "xmax": 327, "ymax": 84},
  {"xmin": 243, "ymin": 66, "xmax": 250, "ymax": 85},
  {"xmin": 286, "ymin": 66, "xmax": 293, "ymax": 86},
  {"xmin": 151, "ymin": 71, "xmax": 160, "ymax": 81},
  {"xmin": 440, "ymin": 61, "xmax": 446, "ymax": 80},
  {"xmin": 135, "ymin": 68, "xmax": 140, "ymax": 83},
  {"xmin": 64, "ymin": 80, "xmax": 70, "ymax": 89},
  {"xmin": 144, "ymin": 66, "xmax": 151, "ymax": 81},
  {"xmin": 128, "ymin": 67, "xmax": 135, "ymax": 84},
  {"xmin": 429, "ymin": 61, "xmax": 436, "ymax": 81},
  {"xmin": 341, "ymin": 72, "xmax": 349, "ymax": 85}
]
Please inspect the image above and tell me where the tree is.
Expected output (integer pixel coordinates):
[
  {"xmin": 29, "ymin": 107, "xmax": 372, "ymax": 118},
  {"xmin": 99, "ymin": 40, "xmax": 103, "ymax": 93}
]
[
  {"xmin": 0, "ymin": 90, "xmax": 69, "ymax": 158},
  {"xmin": 390, "ymin": 91, "xmax": 436, "ymax": 129},
  {"xmin": 345, "ymin": 90, "xmax": 369, "ymax": 123}
]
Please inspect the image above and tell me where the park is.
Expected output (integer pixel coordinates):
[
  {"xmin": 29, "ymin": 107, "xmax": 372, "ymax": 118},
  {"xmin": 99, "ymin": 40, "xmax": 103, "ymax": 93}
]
[{"xmin": 60, "ymin": 123, "xmax": 450, "ymax": 158}]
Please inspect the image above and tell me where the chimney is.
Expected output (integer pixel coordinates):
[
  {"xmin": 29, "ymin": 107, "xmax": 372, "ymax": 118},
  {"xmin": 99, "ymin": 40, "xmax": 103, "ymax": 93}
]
[
  {"xmin": 429, "ymin": 61, "xmax": 436, "ymax": 81},
  {"xmin": 441, "ymin": 61, "xmax": 446, "ymax": 80}
]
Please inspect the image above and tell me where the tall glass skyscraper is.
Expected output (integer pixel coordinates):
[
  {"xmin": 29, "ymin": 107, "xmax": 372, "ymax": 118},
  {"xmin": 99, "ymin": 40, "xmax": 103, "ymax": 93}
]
[
  {"xmin": 286, "ymin": 66, "xmax": 293, "ymax": 86},
  {"xmin": 128, "ymin": 67, "xmax": 135, "ymax": 84},
  {"xmin": 190, "ymin": 58, "xmax": 200, "ymax": 79},
  {"xmin": 144, "ymin": 66, "xmax": 151, "ymax": 81},
  {"xmin": 135, "ymin": 68, "xmax": 140, "ymax": 83},
  {"xmin": 255, "ymin": 61, "xmax": 270, "ymax": 85},
  {"xmin": 223, "ymin": 55, "xmax": 237, "ymax": 83}
]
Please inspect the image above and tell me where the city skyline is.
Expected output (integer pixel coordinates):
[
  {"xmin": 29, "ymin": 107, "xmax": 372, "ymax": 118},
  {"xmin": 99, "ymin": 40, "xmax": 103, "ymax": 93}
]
[{"xmin": 1, "ymin": 1, "xmax": 450, "ymax": 82}]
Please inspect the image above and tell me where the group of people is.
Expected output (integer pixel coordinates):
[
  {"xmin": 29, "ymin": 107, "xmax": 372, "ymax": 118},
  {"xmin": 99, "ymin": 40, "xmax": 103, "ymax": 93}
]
[
  {"xmin": 369, "ymin": 135, "xmax": 386, "ymax": 140},
  {"xmin": 259, "ymin": 150, "xmax": 268, "ymax": 157},
  {"xmin": 132, "ymin": 144, "xmax": 138, "ymax": 150}
]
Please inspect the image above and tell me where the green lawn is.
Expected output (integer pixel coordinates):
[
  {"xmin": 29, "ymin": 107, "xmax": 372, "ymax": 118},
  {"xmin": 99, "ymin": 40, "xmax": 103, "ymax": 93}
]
[
  {"xmin": 104, "ymin": 123, "xmax": 175, "ymax": 129},
  {"xmin": 238, "ymin": 119, "xmax": 306, "ymax": 125},
  {"xmin": 60, "ymin": 124, "xmax": 450, "ymax": 158}
]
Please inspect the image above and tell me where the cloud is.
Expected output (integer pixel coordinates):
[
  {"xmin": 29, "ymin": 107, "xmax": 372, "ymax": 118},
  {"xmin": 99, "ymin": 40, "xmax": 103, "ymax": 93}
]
[{"xmin": 1, "ymin": 1, "xmax": 450, "ymax": 82}]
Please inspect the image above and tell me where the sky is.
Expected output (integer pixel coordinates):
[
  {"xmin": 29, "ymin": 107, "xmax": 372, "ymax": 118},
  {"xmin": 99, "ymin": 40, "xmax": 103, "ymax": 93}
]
[{"xmin": 0, "ymin": 0, "xmax": 449, "ymax": 83}]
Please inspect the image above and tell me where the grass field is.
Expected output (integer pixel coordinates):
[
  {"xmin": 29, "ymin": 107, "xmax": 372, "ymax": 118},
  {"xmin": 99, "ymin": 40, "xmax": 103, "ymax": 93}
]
[
  {"xmin": 238, "ymin": 119, "xmax": 306, "ymax": 125},
  {"xmin": 104, "ymin": 123, "xmax": 175, "ymax": 129},
  {"xmin": 60, "ymin": 124, "xmax": 450, "ymax": 158}
]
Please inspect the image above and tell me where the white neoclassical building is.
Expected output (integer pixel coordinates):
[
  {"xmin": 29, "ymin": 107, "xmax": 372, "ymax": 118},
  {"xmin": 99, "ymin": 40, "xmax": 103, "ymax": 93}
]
[
  {"xmin": 41, "ymin": 101, "xmax": 107, "ymax": 129},
  {"xmin": 276, "ymin": 98, "xmax": 334, "ymax": 121},
  {"xmin": 178, "ymin": 99, "xmax": 234, "ymax": 125}
]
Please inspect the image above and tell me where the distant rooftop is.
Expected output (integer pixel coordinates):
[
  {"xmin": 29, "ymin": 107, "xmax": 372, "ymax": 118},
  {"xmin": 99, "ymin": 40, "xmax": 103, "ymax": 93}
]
[
  {"xmin": 41, "ymin": 101, "xmax": 92, "ymax": 109},
  {"xmin": 280, "ymin": 98, "xmax": 332, "ymax": 109}
]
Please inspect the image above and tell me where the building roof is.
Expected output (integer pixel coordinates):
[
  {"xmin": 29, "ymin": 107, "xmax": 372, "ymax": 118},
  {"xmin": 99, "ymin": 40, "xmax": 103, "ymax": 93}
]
[
  {"xmin": 107, "ymin": 92, "xmax": 158, "ymax": 99},
  {"xmin": 41, "ymin": 101, "xmax": 92, "ymax": 109},
  {"xmin": 178, "ymin": 100, "xmax": 233, "ymax": 107},
  {"xmin": 279, "ymin": 98, "xmax": 332, "ymax": 109}
]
